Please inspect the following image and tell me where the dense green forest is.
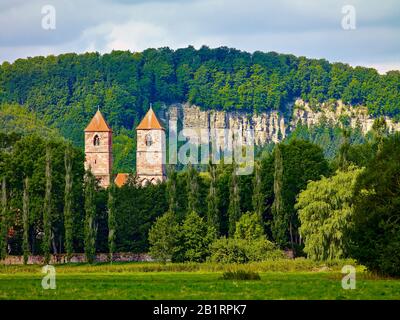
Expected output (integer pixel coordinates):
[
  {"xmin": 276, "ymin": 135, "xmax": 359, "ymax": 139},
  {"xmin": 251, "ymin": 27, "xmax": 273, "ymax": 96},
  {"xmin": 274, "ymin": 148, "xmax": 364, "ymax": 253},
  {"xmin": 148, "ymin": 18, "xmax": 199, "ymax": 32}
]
[
  {"xmin": 1, "ymin": 122, "xmax": 399, "ymax": 275},
  {"xmin": 1, "ymin": 46, "xmax": 400, "ymax": 172},
  {"xmin": 1, "ymin": 47, "xmax": 400, "ymax": 275}
]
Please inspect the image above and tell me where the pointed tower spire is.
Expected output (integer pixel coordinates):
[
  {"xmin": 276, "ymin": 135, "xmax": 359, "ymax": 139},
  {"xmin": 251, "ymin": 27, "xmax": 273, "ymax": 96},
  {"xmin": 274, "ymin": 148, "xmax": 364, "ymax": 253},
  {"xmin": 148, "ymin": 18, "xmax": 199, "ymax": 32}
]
[
  {"xmin": 84, "ymin": 109, "xmax": 113, "ymax": 188},
  {"xmin": 136, "ymin": 106, "xmax": 164, "ymax": 130},
  {"xmin": 84, "ymin": 109, "xmax": 112, "ymax": 132},
  {"xmin": 136, "ymin": 105, "xmax": 166, "ymax": 185}
]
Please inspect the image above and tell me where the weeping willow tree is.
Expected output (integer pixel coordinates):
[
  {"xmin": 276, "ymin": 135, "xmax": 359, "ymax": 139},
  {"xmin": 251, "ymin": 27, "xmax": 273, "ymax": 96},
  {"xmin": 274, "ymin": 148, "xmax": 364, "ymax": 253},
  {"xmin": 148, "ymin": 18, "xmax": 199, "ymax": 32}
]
[
  {"xmin": 64, "ymin": 144, "xmax": 73, "ymax": 261},
  {"xmin": 43, "ymin": 146, "xmax": 52, "ymax": 264},
  {"xmin": 0, "ymin": 177, "xmax": 7, "ymax": 260},
  {"xmin": 206, "ymin": 161, "xmax": 219, "ymax": 234},
  {"xmin": 84, "ymin": 169, "xmax": 97, "ymax": 264},
  {"xmin": 296, "ymin": 166, "xmax": 363, "ymax": 260},
  {"xmin": 22, "ymin": 177, "xmax": 30, "ymax": 264},
  {"xmin": 228, "ymin": 161, "xmax": 241, "ymax": 237},
  {"xmin": 252, "ymin": 160, "xmax": 264, "ymax": 222},
  {"xmin": 107, "ymin": 180, "xmax": 116, "ymax": 262},
  {"xmin": 271, "ymin": 144, "xmax": 286, "ymax": 247}
]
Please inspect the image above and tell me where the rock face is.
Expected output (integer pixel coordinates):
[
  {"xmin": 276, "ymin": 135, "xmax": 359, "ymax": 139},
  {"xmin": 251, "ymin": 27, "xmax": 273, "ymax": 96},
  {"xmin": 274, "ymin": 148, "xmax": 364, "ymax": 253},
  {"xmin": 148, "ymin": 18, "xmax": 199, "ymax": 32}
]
[
  {"xmin": 290, "ymin": 99, "xmax": 400, "ymax": 136},
  {"xmin": 161, "ymin": 100, "xmax": 400, "ymax": 146}
]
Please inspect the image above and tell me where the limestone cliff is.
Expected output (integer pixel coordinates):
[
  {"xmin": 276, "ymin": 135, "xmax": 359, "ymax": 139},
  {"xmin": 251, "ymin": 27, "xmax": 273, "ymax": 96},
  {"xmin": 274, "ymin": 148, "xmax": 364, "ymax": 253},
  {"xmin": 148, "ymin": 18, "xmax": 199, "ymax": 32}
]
[{"xmin": 159, "ymin": 100, "xmax": 400, "ymax": 146}]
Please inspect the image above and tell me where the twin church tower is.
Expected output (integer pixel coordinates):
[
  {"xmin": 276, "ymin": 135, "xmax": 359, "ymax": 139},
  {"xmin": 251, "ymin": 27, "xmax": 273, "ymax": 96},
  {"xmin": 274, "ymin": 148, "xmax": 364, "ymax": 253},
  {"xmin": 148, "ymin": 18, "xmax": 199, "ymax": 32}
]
[{"xmin": 84, "ymin": 107, "xmax": 166, "ymax": 188}]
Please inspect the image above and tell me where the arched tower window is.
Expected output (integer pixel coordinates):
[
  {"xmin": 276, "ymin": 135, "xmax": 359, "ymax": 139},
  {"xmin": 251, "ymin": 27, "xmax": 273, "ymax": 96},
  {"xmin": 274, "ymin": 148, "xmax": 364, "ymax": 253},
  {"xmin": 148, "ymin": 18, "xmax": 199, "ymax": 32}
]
[
  {"xmin": 93, "ymin": 135, "xmax": 100, "ymax": 146},
  {"xmin": 145, "ymin": 133, "xmax": 152, "ymax": 146}
]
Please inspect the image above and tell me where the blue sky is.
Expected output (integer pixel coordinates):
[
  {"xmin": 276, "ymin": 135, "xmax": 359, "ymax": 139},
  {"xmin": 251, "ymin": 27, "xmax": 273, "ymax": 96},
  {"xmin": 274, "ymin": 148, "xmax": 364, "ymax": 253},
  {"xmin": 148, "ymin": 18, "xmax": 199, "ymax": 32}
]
[{"xmin": 0, "ymin": 0, "xmax": 399, "ymax": 73}]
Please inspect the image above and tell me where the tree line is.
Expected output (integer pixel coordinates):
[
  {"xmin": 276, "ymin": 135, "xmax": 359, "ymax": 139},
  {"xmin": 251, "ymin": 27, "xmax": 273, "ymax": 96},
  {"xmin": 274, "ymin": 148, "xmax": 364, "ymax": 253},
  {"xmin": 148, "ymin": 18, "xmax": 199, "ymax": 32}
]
[
  {"xmin": 1, "ymin": 116, "xmax": 398, "ymax": 276},
  {"xmin": 1, "ymin": 47, "xmax": 400, "ymax": 173}
]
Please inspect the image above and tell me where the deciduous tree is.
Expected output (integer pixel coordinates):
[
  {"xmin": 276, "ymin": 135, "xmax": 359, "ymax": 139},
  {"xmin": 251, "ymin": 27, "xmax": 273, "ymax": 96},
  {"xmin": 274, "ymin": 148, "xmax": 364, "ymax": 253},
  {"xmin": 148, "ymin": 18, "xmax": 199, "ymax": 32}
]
[
  {"xmin": 206, "ymin": 161, "xmax": 219, "ymax": 233},
  {"xmin": 22, "ymin": 177, "xmax": 30, "ymax": 264},
  {"xmin": 296, "ymin": 167, "xmax": 362, "ymax": 260},
  {"xmin": 107, "ymin": 181, "xmax": 116, "ymax": 262},
  {"xmin": 43, "ymin": 146, "xmax": 52, "ymax": 264},
  {"xmin": 84, "ymin": 170, "xmax": 97, "ymax": 264},
  {"xmin": 64, "ymin": 144, "xmax": 73, "ymax": 261},
  {"xmin": 148, "ymin": 210, "xmax": 180, "ymax": 263}
]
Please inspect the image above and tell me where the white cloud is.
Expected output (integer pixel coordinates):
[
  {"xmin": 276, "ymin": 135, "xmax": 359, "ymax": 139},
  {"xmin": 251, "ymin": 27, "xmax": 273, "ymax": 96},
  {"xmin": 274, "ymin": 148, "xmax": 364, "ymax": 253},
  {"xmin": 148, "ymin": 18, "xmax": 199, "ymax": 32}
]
[{"xmin": 0, "ymin": 0, "xmax": 399, "ymax": 71}]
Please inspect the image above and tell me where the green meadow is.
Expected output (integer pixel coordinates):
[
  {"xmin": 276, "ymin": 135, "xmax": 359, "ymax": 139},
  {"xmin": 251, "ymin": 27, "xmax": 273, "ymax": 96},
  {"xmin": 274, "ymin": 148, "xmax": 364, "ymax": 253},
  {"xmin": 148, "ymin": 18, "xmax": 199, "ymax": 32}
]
[{"xmin": 1, "ymin": 260, "xmax": 399, "ymax": 300}]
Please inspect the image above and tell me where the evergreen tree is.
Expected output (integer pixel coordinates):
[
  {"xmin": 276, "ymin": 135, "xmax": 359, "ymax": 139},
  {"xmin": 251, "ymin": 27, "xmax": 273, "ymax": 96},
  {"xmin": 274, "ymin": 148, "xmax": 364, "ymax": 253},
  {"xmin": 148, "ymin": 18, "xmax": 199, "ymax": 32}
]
[
  {"xmin": 22, "ymin": 177, "xmax": 30, "ymax": 264},
  {"xmin": 64, "ymin": 144, "xmax": 73, "ymax": 261},
  {"xmin": 271, "ymin": 144, "xmax": 286, "ymax": 247},
  {"xmin": 0, "ymin": 177, "xmax": 7, "ymax": 260},
  {"xmin": 43, "ymin": 146, "xmax": 52, "ymax": 264},
  {"xmin": 186, "ymin": 163, "xmax": 200, "ymax": 215},
  {"xmin": 206, "ymin": 161, "xmax": 219, "ymax": 233},
  {"xmin": 84, "ymin": 170, "xmax": 97, "ymax": 264},
  {"xmin": 252, "ymin": 160, "xmax": 264, "ymax": 221},
  {"xmin": 107, "ymin": 180, "xmax": 117, "ymax": 262},
  {"xmin": 228, "ymin": 162, "xmax": 241, "ymax": 237}
]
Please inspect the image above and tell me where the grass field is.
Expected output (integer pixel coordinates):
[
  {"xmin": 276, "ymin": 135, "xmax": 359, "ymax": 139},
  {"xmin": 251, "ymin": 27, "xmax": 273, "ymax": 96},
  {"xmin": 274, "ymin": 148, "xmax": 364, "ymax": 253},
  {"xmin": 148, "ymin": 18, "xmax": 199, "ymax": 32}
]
[{"xmin": 1, "ymin": 260, "xmax": 399, "ymax": 300}]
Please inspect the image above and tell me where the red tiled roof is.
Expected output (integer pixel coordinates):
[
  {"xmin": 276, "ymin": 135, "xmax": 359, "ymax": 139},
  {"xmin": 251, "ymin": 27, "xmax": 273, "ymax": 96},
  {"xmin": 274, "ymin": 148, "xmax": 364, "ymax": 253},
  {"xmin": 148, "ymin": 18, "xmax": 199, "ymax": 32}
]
[
  {"xmin": 136, "ymin": 107, "xmax": 164, "ymax": 130},
  {"xmin": 114, "ymin": 173, "xmax": 129, "ymax": 187},
  {"xmin": 84, "ymin": 110, "xmax": 112, "ymax": 132}
]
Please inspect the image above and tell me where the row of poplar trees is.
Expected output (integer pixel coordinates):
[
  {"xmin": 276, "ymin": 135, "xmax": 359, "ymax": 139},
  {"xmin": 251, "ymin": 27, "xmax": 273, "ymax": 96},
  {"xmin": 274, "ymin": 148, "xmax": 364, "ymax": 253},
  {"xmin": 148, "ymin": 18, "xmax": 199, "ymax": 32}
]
[
  {"xmin": 167, "ymin": 159, "xmax": 265, "ymax": 238},
  {"xmin": 0, "ymin": 144, "xmax": 117, "ymax": 264}
]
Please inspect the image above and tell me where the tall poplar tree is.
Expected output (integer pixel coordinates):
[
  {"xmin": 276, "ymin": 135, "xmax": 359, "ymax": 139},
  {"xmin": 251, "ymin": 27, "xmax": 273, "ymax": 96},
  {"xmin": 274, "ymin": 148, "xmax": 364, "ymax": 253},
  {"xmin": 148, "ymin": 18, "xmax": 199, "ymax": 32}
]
[
  {"xmin": 206, "ymin": 161, "xmax": 219, "ymax": 233},
  {"xmin": 43, "ymin": 146, "xmax": 52, "ymax": 264},
  {"xmin": 228, "ymin": 161, "xmax": 241, "ymax": 237},
  {"xmin": 186, "ymin": 162, "xmax": 200, "ymax": 215},
  {"xmin": 0, "ymin": 177, "xmax": 7, "ymax": 260},
  {"xmin": 166, "ymin": 165, "xmax": 178, "ymax": 215},
  {"xmin": 22, "ymin": 177, "xmax": 30, "ymax": 265},
  {"xmin": 252, "ymin": 160, "xmax": 264, "ymax": 221},
  {"xmin": 271, "ymin": 144, "xmax": 286, "ymax": 247},
  {"xmin": 107, "ymin": 180, "xmax": 116, "ymax": 262},
  {"xmin": 84, "ymin": 170, "xmax": 96, "ymax": 264},
  {"xmin": 64, "ymin": 144, "xmax": 73, "ymax": 261}
]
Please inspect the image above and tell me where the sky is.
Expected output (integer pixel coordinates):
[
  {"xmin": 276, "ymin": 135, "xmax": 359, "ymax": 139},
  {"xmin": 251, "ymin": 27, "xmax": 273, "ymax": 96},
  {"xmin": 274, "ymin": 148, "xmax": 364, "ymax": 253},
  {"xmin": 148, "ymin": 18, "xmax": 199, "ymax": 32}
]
[{"xmin": 0, "ymin": 0, "xmax": 399, "ymax": 73}]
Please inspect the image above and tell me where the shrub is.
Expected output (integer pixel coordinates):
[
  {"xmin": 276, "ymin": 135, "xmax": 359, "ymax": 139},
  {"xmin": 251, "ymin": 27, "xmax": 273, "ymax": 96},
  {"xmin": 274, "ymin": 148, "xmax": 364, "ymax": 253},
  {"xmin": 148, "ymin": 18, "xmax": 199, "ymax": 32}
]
[
  {"xmin": 209, "ymin": 238, "xmax": 249, "ymax": 264},
  {"xmin": 234, "ymin": 212, "xmax": 264, "ymax": 241},
  {"xmin": 221, "ymin": 270, "xmax": 261, "ymax": 280},
  {"xmin": 246, "ymin": 237, "xmax": 286, "ymax": 261},
  {"xmin": 209, "ymin": 237, "xmax": 285, "ymax": 263}
]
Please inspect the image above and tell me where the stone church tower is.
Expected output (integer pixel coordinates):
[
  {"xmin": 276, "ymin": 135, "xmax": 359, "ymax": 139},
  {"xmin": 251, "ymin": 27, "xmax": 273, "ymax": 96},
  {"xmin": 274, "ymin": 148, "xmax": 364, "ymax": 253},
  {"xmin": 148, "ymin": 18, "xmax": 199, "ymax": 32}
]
[
  {"xmin": 84, "ymin": 109, "xmax": 113, "ymax": 188},
  {"xmin": 136, "ymin": 106, "xmax": 166, "ymax": 185}
]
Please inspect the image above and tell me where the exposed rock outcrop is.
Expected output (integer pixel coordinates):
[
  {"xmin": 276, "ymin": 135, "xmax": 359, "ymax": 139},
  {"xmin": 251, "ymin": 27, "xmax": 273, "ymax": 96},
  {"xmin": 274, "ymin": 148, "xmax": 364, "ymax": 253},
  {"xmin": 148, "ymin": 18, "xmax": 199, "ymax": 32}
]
[{"xmin": 161, "ymin": 100, "xmax": 400, "ymax": 146}]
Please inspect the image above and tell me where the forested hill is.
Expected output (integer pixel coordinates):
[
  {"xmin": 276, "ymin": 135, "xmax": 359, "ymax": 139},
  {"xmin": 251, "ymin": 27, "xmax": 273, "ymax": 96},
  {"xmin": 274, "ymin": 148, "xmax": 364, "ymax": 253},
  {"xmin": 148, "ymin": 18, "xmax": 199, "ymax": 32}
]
[{"xmin": 0, "ymin": 46, "xmax": 399, "ymax": 153}]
